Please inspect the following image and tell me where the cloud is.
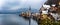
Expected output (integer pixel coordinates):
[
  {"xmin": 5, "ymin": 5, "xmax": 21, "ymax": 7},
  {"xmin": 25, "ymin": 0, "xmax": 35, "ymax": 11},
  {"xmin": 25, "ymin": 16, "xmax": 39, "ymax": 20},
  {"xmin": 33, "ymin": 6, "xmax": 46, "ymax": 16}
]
[
  {"xmin": 18, "ymin": 0, "xmax": 47, "ymax": 9},
  {"xmin": 0, "ymin": 0, "xmax": 47, "ymax": 12},
  {"xmin": 9, "ymin": 6, "xmax": 21, "ymax": 10},
  {"xmin": 0, "ymin": 0, "xmax": 6, "ymax": 11}
]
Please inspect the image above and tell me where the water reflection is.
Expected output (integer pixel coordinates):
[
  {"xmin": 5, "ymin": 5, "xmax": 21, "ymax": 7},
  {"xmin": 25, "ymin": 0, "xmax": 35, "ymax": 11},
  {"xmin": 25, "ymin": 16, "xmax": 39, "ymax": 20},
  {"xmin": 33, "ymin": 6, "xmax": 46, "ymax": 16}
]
[{"xmin": 0, "ymin": 14, "xmax": 37, "ymax": 25}]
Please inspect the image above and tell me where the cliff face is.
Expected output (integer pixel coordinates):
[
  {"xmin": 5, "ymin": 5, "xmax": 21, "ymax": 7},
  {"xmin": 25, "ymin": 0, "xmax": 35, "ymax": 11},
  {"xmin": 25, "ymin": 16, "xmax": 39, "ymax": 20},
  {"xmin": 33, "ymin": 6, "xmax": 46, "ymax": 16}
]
[{"xmin": 44, "ymin": 0, "xmax": 60, "ymax": 6}]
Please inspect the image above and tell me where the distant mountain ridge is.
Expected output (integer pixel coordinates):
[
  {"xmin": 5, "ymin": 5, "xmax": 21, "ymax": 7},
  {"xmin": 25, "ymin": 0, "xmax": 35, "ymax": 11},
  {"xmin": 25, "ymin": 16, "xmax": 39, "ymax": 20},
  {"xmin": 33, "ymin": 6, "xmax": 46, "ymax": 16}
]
[{"xmin": 0, "ymin": 8, "xmax": 39, "ymax": 14}]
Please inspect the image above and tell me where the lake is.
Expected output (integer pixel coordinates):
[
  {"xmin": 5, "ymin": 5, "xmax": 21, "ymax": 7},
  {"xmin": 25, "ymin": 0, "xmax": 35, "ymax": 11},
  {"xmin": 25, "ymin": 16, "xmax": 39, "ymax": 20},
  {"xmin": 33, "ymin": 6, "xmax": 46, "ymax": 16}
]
[{"xmin": 0, "ymin": 14, "xmax": 38, "ymax": 25}]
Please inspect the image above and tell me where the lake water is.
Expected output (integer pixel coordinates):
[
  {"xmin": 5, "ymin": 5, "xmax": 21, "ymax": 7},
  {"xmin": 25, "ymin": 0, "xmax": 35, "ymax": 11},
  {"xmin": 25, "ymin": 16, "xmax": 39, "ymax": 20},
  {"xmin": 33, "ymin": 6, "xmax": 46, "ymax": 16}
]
[{"xmin": 0, "ymin": 14, "xmax": 38, "ymax": 25}]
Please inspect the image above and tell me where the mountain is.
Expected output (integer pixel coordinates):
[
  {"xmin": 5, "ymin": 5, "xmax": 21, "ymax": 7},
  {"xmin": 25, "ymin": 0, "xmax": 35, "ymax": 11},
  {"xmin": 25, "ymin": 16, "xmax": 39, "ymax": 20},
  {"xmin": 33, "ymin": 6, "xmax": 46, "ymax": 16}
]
[{"xmin": 0, "ymin": 8, "xmax": 39, "ymax": 14}]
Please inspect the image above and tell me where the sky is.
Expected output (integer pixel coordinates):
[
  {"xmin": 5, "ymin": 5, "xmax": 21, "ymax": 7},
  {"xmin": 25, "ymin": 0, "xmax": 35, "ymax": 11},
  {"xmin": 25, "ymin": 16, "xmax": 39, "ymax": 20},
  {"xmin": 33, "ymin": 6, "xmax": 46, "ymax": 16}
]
[{"xmin": 0, "ymin": 0, "xmax": 47, "ymax": 12}]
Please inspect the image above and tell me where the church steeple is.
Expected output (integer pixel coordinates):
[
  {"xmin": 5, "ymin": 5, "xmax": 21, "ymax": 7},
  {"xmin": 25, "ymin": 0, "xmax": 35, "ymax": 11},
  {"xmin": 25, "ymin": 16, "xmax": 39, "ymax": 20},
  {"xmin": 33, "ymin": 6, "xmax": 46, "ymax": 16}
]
[
  {"xmin": 29, "ymin": 6, "xmax": 31, "ymax": 11},
  {"xmin": 28, "ymin": 6, "xmax": 31, "ymax": 13}
]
